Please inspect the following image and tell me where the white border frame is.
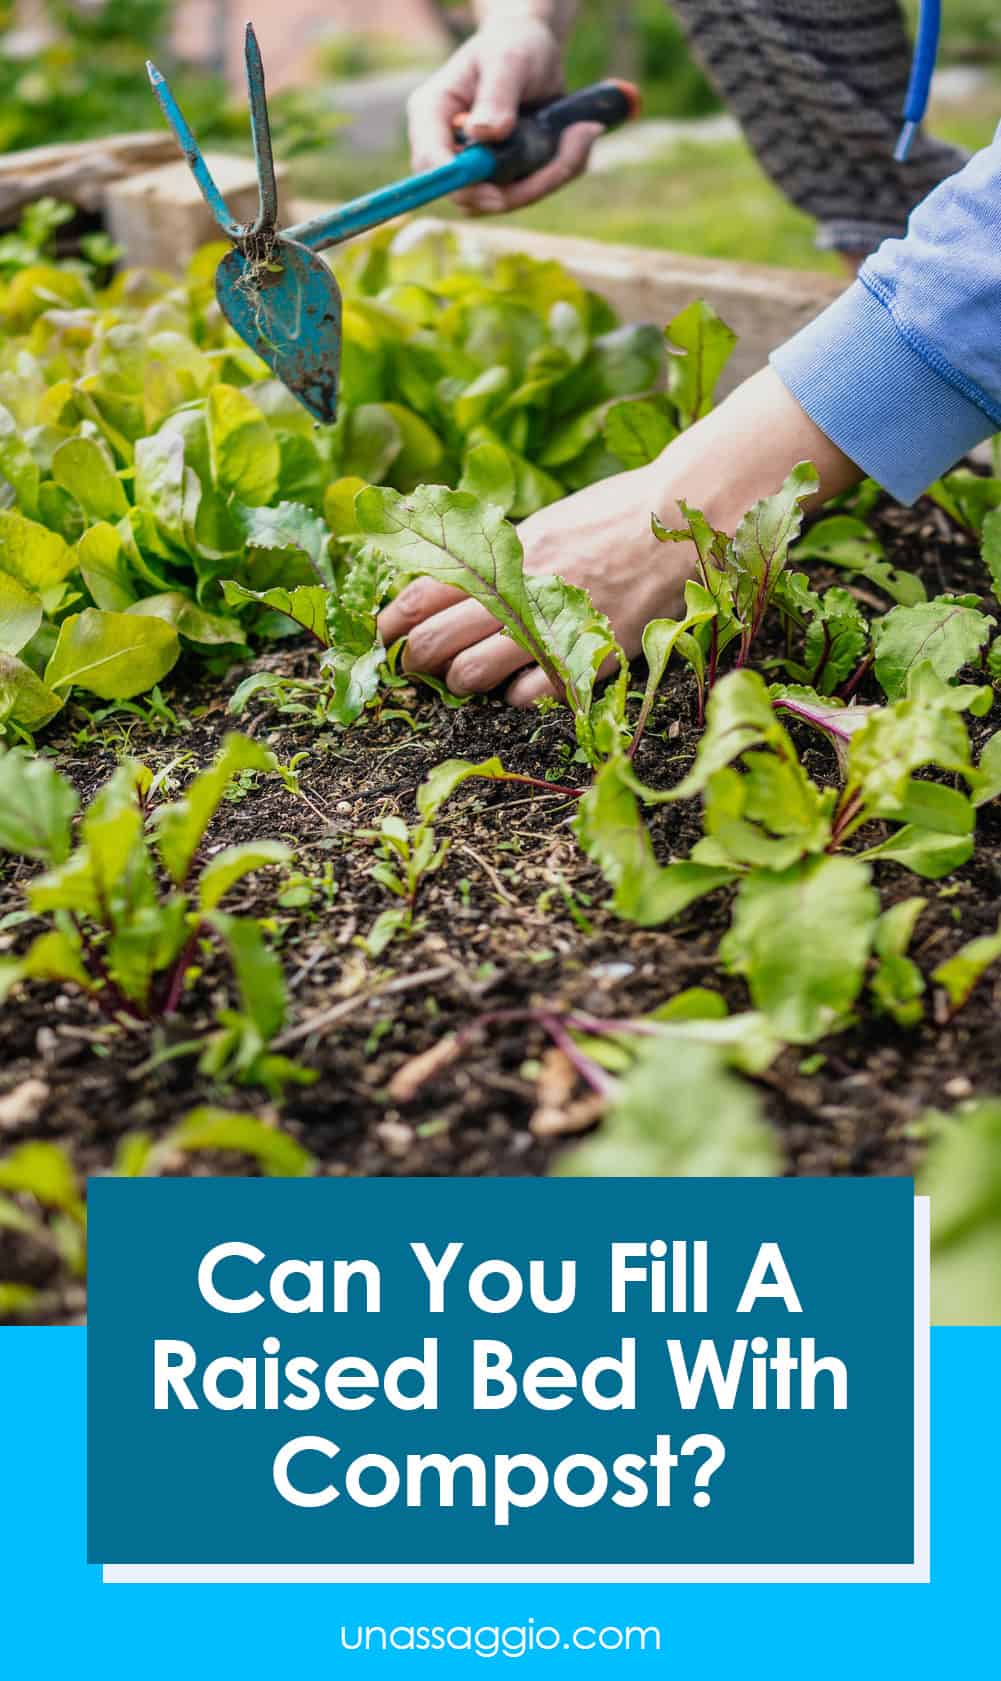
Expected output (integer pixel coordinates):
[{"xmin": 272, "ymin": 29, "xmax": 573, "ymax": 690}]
[{"xmin": 105, "ymin": 1198, "xmax": 931, "ymax": 1585}]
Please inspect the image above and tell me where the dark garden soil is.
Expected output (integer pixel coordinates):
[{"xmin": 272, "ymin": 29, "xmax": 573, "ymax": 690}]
[{"xmin": 3, "ymin": 490, "xmax": 1001, "ymax": 1321}]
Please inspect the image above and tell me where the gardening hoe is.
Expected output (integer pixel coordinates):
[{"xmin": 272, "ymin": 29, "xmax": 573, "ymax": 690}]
[{"xmin": 147, "ymin": 22, "xmax": 639, "ymax": 425}]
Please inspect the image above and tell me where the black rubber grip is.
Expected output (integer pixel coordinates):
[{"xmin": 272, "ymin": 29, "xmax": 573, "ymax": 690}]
[{"xmin": 463, "ymin": 81, "xmax": 639, "ymax": 187}]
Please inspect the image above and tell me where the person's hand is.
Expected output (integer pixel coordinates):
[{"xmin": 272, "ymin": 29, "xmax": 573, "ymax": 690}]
[
  {"xmin": 406, "ymin": 18, "xmax": 602, "ymax": 214},
  {"xmin": 377, "ymin": 368, "xmax": 864, "ymax": 707},
  {"xmin": 379, "ymin": 461, "xmax": 695, "ymax": 709}
]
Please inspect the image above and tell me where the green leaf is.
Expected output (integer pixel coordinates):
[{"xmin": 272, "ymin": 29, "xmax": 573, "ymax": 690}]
[
  {"xmin": 888, "ymin": 778, "xmax": 974, "ymax": 837},
  {"xmin": 918, "ymin": 1100, "xmax": 1001, "ymax": 1325},
  {"xmin": 339, "ymin": 402, "xmax": 403, "ymax": 483},
  {"xmin": 659, "ymin": 668, "xmax": 796, "ymax": 802},
  {"xmin": 231, "ymin": 499, "xmax": 330, "ymax": 579},
  {"xmin": 13, "ymin": 928, "xmax": 96, "ymax": 996},
  {"xmin": 870, "ymin": 953, "xmax": 925, "ymax": 1027},
  {"xmin": 0, "ymin": 1140, "xmax": 85, "ymax": 1222},
  {"xmin": 27, "ymin": 761, "xmax": 152, "ymax": 933},
  {"xmin": 797, "ymin": 586, "xmax": 869, "ymax": 694},
  {"xmin": 0, "ymin": 569, "xmax": 42, "ymax": 655},
  {"xmin": 44, "ymin": 608, "xmax": 179, "ymax": 699},
  {"xmin": 604, "ymin": 395, "xmax": 677, "ymax": 468},
  {"xmin": 165, "ymin": 1107, "xmax": 313, "ymax": 1178},
  {"xmin": 207, "ymin": 385, "xmax": 280, "ymax": 505},
  {"xmin": 207, "ymin": 911, "xmax": 286, "ymax": 1040},
  {"xmin": 793, "ymin": 515, "xmax": 926, "ymax": 606},
  {"xmin": 458, "ymin": 441, "xmax": 517, "ymax": 514},
  {"xmin": 981, "ymin": 506, "xmax": 1001, "ymax": 604},
  {"xmin": 637, "ymin": 595, "xmax": 717, "ymax": 738},
  {"xmin": 0, "ymin": 400, "xmax": 40, "ymax": 515},
  {"xmin": 360, "ymin": 903, "xmax": 410, "ymax": 957},
  {"xmin": 665, "ymin": 299, "xmax": 736, "ymax": 427},
  {"xmin": 927, "ymin": 469, "xmax": 1001, "ymax": 536},
  {"xmin": 574, "ymin": 758, "xmax": 737, "ymax": 925},
  {"xmin": 417, "ymin": 756, "xmax": 514, "ymax": 822},
  {"xmin": 869, "ymin": 896, "xmax": 927, "ymax": 1026},
  {"xmin": 973, "ymin": 730, "xmax": 1001, "ymax": 807},
  {"xmin": 559, "ymin": 1038, "xmax": 779, "ymax": 1178},
  {"xmin": 111, "ymin": 1133, "xmax": 155, "ymax": 1177},
  {"xmin": 648, "ymin": 988, "xmax": 729, "ymax": 1023},
  {"xmin": 51, "ymin": 436, "xmax": 128, "ymax": 521},
  {"xmin": 728, "ymin": 462, "xmax": 819, "ymax": 625},
  {"xmin": 221, "ymin": 580, "xmax": 330, "ymax": 645},
  {"xmin": 844, "ymin": 668, "xmax": 975, "ymax": 815},
  {"xmin": 320, "ymin": 636, "xmax": 384, "ymax": 728},
  {"xmin": 859, "ymin": 824, "xmax": 974, "ymax": 880},
  {"xmin": 932, "ymin": 920, "xmax": 1001, "ymax": 1010},
  {"xmin": 131, "ymin": 428, "xmax": 191, "ymax": 547},
  {"xmin": 323, "ymin": 475, "xmax": 369, "ymax": 536},
  {"xmin": 198, "ymin": 841, "xmax": 294, "ymax": 911},
  {"xmin": 155, "ymin": 733, "xmax": 277, "ymax": 884},
  {"xmin": 690, "ymin": 747, "xmax": 833, "ymax": 871},
  {"xmin": 872, "ymin": 598, "xmax": 994, "ymax": 701},
  {"xmin": 555, "ymin": 322, "xmax": 664, "ymax": 413},
  {"xmin": 381, "ymin": 403, "xmax": 445, "ymax": 491},
  {"xmin": 0, "ymin": 749, "xmax": 77, "ymax": 862},
  {"xmin": 636, "ymin": 1010, "xmax": 781, "ymax": 1075},
  {"xmin": 127, "ymin": 592, "xmax": 244, "ymax": 647},
  {"xmin": 0, "ymin": 508, "xmax": 74, "ymax": 594},
  {"xmin": 0, "ymin": 651, "xmax": 63, "ymax": 735},
  {"xmin": 356, "ymin": 484, "xmax": 620, "ymax": 747},
  {"xmin": 75, "ymin": 522, "xmax": 136, "ymax": 611},
  {"xmin": 874, "ymin": 896, "xmax": 927, "ymax": 960},
  {"xmin": 720, "ymin": 855, "xmax": 879, "ymax": 1042},
  {"xmin": 0, "ymin": 1282, "xmax": 41, "ymax": 1316},
  {"xmin": 466, "ymin": 427, "xmax": 563, "ymax": 518}
]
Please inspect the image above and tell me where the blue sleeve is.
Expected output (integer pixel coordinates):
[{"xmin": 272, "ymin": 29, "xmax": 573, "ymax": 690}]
[{"xmin": 770, "ymin": 124, "xmax": 1001, "ymax": 503}]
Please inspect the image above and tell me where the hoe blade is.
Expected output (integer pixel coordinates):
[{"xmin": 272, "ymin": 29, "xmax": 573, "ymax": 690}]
[{"xmin": 217, "ymin": 238, "xmax": 342, "ymax": 424}]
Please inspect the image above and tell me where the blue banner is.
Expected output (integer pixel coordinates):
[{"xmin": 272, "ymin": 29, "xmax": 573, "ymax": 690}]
[{"xmin": 87, "ymin": 1176, "xmax": 921, "ymax": 1573}]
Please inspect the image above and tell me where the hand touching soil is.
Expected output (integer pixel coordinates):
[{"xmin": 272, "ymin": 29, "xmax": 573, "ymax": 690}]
[{"xmin": 379, "ymin": 368, "xmax": 863, "ymax": 705}]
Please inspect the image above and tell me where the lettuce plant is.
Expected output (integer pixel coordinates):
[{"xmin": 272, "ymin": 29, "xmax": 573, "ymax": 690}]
[
  {"xmin": 0, "ymin": 221, "xmax": 685, "ymax": 737},
  {"xmin": 1, "ymin": 218, "xmax": 738, "ymax": 742}
]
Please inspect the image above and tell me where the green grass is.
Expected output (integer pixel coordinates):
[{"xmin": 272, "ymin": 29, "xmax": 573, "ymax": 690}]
[
  {"xmin": 504, "ymin": 140, "xmax": 840, "ymax": 271},
  {"xmin": 292, "ymin": 136, "xmax": 841, "ymax": 273}
]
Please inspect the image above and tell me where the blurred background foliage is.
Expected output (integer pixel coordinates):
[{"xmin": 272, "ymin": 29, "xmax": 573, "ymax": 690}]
[
  {"xmin": 0, "ymin": 0, "xmax": 339, "ymax": 156},
  {"xmin": 2, "ymin": 2, "xmax": 1000, "ymax": 269}
]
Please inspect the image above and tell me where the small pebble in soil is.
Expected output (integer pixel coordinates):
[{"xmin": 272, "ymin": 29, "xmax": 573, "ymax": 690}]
[
  {"xmin": 0, "ymin": 1079, "xmax": 50, "ymax": 1133},
  {"xmin": 376, "ymin": 1120, "xmax": 415, "ymax": 1158},
  {"xmin": 943, "ymin": 1076, "xmax": 974, "ymax": 1100}
]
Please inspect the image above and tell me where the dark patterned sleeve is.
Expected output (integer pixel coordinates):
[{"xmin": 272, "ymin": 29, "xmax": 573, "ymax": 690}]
[{"xmin": 667, "ymin": 0, "xmax": 966, "ymax": 253}]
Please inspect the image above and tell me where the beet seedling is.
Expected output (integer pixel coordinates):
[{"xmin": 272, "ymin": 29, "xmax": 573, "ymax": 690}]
[
  {"xmin": 359, "ymin": 813, "xmax": 449, "ymax": 956},
  {"xmin": 574, "ymin": 664, "xmax": 999, "ymax": 1042},
  {"xmin": 0, "ymin": 734, "xmax": 293, "ymax": 1032},
  {"xmin": 648, "ymin": 462, "xmax": 820, "ymax": 720}
]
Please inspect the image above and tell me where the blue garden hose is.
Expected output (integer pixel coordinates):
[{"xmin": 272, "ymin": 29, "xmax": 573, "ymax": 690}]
[{"xmin": 895, "ymin": 0, "xmax": 941, "ymax": 161}]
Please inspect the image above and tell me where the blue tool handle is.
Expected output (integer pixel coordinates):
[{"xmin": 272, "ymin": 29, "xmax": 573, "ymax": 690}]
[
  {"xmin": 285, "ymin": 147, "xmax": 498, "ymax": 252},
  {"xmin": 285, "ymin": 79, "xmax": 640, "ymax": 252}
]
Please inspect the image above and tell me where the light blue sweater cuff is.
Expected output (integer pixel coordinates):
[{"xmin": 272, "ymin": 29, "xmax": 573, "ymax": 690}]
[{"xmin": 769, "ymin": 280, "xmax": 994, "ymax": 504}]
